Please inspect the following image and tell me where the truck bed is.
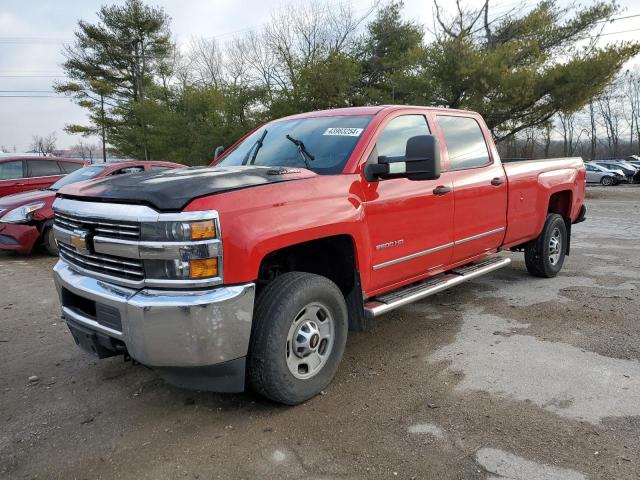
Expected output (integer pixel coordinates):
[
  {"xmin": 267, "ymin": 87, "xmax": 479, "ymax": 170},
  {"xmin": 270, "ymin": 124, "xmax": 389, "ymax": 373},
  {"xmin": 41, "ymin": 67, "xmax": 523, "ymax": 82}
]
[{"xmin": 502, "ymin": 157, "xmax": 585, "ymax": 249}]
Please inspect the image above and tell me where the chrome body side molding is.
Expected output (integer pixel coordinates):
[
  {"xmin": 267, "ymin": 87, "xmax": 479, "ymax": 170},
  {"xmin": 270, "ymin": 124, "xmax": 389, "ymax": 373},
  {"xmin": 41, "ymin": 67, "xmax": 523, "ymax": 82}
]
[{"xmin": 372, "ymin": 226, "xmax": 505, "ymax": 270}]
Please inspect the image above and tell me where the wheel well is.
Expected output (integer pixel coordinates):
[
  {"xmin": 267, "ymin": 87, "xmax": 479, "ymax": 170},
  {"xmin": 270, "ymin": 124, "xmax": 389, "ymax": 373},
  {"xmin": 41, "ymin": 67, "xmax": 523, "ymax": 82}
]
[
  {"xmin": 547, "ymin": 190, "xmax": 572, "ymax": 220},
  {"xmin": 547, "ymin": 190, "xmax": 572, "ymax": 255},
  {"xmin": 257, "ymin": 235, "xmax": 357, "ymax": 295}
]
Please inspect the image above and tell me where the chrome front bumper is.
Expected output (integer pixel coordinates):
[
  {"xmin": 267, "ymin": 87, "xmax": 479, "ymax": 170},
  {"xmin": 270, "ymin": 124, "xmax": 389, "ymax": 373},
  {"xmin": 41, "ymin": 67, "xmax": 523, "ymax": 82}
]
[{"xmin": 53, "ymin": 260, "xmax": 255, "ymax": 368}]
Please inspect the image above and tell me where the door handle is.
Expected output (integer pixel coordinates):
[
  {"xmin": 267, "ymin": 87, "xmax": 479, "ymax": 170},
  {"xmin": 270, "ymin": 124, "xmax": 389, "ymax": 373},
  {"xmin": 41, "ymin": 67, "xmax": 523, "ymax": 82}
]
[
  {"xmin": 491, "ymin": 177, "xmax": 505, "ymax": 186},
  {"xmin": 433, "ymin": 186, "xmax": 452, "ymax": 195}
]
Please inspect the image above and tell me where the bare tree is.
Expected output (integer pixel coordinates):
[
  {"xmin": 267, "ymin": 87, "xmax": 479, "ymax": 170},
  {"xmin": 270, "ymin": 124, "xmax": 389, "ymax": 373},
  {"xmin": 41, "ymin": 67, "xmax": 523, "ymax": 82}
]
[
  {"xmin": 597, "ymin": 82, "xmax": 623, "ymax": 158},
  {"xmin": 30, "ymin": 132, "xmax": 57, "ymax": 156},
  {"xmin": 263, "ymin": 1, "xmax": 367, "ymax": 91},
  {"xmin": 189, "ymin": 37, "xmax": 224, "ymax": 87},
  {"xmin": 622, "ymin": 69, "xmax": 640, "ymax": 155},
  {"xmin": 72, "ymin": 140, "xmax": 98, "ymax": 162},
  {"xmin": 557, "ymin": 112, "xmax": 585, "ymax": 157}
]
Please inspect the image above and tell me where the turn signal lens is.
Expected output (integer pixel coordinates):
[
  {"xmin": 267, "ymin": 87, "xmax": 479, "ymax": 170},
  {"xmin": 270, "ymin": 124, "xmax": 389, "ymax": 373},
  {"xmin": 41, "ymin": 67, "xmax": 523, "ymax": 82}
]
[
  {"xmin": 189, "ymin": 258, "xmax": 218, "ymax": 279},
  {"xmin": 190, "ymin": 220, "xmax": 216, "ymax": 240}
]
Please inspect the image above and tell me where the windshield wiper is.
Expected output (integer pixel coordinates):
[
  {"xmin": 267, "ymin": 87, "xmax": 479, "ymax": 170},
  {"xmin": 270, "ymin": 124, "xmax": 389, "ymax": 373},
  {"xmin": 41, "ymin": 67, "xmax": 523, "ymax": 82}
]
[
  {"xmin": 285, "ymin": 134, "xmax": 315, "ymax": 169},
  {"xmin": 243, "ymin": 129, "xmax": 268, "ymax": 165}
]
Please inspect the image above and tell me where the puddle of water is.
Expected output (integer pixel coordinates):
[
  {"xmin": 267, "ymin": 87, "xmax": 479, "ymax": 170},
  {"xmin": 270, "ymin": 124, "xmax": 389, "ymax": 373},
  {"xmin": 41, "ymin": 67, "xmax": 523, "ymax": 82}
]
[
  {"xmin": 470, "ymin": 271, "xmax": 636, "ymax": 307},
  {"xmin": 430, "ymin": 308, "xmax": 640, "ymax": 424},
  {"xmin": 408, "ymin": 423, "xmax": 445, "ymax": 439},
  {"xmin": 475, "ymin": 447, "xmax": 586, "ymax": 480},
  {"xmin": 404, "ymin": 302, "xmax": 444, "ymax": 319}
]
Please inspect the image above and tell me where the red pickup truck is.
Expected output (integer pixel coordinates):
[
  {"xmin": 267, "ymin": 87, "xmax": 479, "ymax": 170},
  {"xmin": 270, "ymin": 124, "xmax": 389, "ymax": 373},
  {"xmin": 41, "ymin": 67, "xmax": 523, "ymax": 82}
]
[{"xmin": 52, "ymin": 106, "xmax": 586, "ymax": 405}]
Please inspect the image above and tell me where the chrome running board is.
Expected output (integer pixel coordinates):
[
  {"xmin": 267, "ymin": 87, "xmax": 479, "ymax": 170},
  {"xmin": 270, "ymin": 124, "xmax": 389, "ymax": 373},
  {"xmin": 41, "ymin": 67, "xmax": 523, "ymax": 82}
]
[{"xmin": 363, "ymin": 256, "xmax": 511, "ymax": 318}]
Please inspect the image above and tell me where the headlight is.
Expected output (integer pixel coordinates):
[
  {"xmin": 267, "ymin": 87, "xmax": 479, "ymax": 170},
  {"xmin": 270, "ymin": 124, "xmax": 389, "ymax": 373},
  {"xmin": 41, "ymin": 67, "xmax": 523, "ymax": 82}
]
[
  {"xmin": 141, "ymin": 220, "xmax": 217, "ymax": 241},
  {"xmin": 140, "ymin": 218, "xmax": 221, "ymax": 283},
  {"xmin": 143, "ymin": 258, "xmax": 219, "ymax": 280},
  {"xmin": 0, "ymin": 202, "xmax": 45, "ymax": 224}
]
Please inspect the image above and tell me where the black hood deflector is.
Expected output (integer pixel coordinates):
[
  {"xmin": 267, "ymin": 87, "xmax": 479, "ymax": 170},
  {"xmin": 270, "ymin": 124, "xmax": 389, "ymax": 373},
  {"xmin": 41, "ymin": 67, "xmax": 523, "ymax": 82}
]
[{"xmin": 58, "ymin": 166, "xmax": 311, "ymax": 211}]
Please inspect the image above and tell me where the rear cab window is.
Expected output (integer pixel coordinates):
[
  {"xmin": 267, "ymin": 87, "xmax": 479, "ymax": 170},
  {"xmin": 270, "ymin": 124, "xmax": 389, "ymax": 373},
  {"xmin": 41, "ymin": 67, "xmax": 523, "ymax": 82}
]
[
  {"xmin": 0, "ymin": 161, "xmax": 24, "ymax": 180},
  {"xmin": 436, "ymin": 115, "xmax": 491, "ymax": 170},
  {"xmin": 27, "ymin": 160, "xmax": 62, "ymax": 177}
]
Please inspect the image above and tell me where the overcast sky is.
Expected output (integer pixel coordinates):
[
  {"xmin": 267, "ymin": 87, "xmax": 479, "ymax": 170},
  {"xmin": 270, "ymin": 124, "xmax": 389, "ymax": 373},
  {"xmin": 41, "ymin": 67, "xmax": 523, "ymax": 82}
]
[{"xmin": 0, "ymin": 0, "xmax": 638, "ymax": 152}]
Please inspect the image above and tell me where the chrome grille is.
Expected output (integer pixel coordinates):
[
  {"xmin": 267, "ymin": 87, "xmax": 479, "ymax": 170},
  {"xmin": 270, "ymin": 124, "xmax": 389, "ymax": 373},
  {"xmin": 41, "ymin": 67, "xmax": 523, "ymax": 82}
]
[
  {"xmin": 58, "ymin": 242, "xmax": 144, "ymax": 282},
  {"xmin": 54, "ymin": 212, "xmax": 140, "ymax": 240}
]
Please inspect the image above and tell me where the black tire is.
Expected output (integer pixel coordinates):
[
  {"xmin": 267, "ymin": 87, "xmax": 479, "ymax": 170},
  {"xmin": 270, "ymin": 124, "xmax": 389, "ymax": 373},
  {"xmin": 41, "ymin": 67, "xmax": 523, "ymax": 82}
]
[
  {"xmin": 43, "ymin": 227, "xmax": 59, "ymax": 256},
  {"xmin": 600, "ymin": 176, "xmax": 613, "ymax": 186},
  {"xmin": 524, "ymin": 213, "xmax": 567, "ymax": 278},
  {"xmin": 248, "ymin": 272, "xmax": 348, "ymax": 405}
]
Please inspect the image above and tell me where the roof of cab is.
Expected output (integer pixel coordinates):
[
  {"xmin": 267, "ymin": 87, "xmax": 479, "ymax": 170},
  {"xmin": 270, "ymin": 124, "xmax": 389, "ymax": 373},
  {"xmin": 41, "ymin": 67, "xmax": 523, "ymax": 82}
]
[{"xmin": 279, "ymin": 105, "xmax": 477, "ymax": 121}]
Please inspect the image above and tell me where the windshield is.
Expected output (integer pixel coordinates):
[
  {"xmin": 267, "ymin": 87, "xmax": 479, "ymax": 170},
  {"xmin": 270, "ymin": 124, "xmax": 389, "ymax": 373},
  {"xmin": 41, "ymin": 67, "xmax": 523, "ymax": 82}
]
[
  {"xmin": 49, "ymin": 165, "xmax": 107, "ymax": 191},
  {"xmin": 216, "ymin": 115, "xmax": 373, "ymax": 174}
]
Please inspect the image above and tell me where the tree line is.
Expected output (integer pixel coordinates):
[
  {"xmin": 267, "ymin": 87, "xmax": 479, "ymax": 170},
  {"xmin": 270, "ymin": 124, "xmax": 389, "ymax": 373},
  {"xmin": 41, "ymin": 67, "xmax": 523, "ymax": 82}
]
[
  {"xmin": 502, "ymin": 68, "xmax": 640, "ymax": 160},
  {"xmin": 56, "ymin": 0, "xmax": 639, "ymax": 165}
]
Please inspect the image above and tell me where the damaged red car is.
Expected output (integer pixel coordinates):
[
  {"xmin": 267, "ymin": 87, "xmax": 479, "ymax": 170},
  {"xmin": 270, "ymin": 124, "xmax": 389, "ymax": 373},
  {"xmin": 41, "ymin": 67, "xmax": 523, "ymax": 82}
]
[{"xmin": 0, "ymin": 161, "xmax": 183, "ymax": 255}]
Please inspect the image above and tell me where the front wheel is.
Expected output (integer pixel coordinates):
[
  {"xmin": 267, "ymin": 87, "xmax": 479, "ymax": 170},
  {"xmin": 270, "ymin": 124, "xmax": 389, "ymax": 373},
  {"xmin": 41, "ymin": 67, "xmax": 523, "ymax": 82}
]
[
  {"xmin": 43, "ymin": 227, "xmax": 59, "ymax": 256},
  {"xmin": 524, "ymin": 213, "xmax": 567, "ymax": 278},
  {"xmin": 248, "ymin": 272, "xmax": 348, "ymax": 405},
  {"xmin": 600, "ymin": 176, "xmax": 613, "ymax": 186}
]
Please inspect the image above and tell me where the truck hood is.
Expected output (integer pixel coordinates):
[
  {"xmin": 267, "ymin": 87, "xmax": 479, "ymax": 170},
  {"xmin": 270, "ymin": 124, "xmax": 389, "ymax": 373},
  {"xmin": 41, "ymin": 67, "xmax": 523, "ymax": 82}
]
[
  {"xmin": 0, "ymin": 188, "xmax": 54, "ymax": 211},
  {"xmin": 57, "ymin": 165, "xmax": 317, "ymax": 211}
]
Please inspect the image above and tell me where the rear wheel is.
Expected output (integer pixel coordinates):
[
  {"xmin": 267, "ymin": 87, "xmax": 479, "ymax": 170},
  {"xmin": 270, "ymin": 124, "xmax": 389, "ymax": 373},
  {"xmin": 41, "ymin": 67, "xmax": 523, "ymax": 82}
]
[
  {"xmin": 43, "ymin": 227, "xmax": 58, "ymax": 256},
  {"xmin": 600, "ymin": 176, "xmax": 613, "ymax": 186},
  {"xmin": 524, "ymin": 214, "xmax": 567, "ymax": 278},
  {"xmin": 248, "ymin": 272, "xmax": 348, "ymax": 405}
]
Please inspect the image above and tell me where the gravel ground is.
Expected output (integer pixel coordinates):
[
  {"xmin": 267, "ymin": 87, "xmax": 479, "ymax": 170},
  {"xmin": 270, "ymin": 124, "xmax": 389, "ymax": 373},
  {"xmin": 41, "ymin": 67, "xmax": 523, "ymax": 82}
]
[{"xmin": 1, "ymin": 186, "xmax": 639, "ymax": 480}]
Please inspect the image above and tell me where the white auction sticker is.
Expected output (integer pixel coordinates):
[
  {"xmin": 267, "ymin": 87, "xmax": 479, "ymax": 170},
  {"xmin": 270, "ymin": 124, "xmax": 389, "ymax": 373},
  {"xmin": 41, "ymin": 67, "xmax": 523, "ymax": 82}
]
[{"xmin": 323, "ymin": 127, "xmax": 364, "ymax": 137}]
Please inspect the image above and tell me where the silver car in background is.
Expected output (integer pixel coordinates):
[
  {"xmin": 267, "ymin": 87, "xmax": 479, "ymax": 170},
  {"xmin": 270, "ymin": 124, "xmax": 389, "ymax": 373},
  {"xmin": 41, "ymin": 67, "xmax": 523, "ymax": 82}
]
[
  {"xmin": 585, "ymin": 162, "xmax": 625, "ymax": 186},
  {"xmin": 593, "ymin": 160, "xmax": 638, "ymax": 182}
]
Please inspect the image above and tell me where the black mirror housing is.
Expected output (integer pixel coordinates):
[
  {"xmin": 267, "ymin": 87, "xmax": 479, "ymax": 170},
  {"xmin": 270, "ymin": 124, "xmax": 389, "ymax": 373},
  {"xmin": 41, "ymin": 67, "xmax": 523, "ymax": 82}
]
[
  {"xmin": 364, "ymin": 135, "xmax": 441, "ymax": 181},
  {"xmin": 214, "ymin": 145, "xmax": 225, "ymax": 160}
]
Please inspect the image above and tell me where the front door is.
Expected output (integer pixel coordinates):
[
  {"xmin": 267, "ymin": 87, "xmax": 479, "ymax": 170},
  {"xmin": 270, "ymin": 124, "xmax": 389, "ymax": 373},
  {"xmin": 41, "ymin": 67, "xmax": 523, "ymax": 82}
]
[
  {"xmin": 434, "ymin": 114, "xmax": 507, "ymax": 263},
  {"xmin": 362, "ymin": 113, "xmax": 454, "ymax": 294}
]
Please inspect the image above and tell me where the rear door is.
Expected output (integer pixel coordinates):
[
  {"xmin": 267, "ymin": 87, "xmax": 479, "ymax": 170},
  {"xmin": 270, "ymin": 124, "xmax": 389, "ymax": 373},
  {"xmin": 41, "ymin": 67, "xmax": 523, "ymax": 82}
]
[
  {"xmin": 434, "ymin": 113, "xmax": 507, "ymax": 263},
  {"xmin": 0, "ymin": 160, "xmax": 26, "ymax": 197},
  {"xmin": 363, "ymin": 112, "xmax": 455, "ymax": 293},
  {"xmin": 585, "ymin": 164, "xmax": 599, "ymax": 183},
  {"xmin": 25, "ymin": 159, "xmax": 64, "ymax": 191}
]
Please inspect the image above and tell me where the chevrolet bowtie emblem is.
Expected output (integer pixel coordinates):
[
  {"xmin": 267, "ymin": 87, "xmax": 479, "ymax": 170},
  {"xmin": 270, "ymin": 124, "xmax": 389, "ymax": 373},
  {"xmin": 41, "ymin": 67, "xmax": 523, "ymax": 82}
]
[{"xmin": 70, "ymin": 229, "xmax": 90, "ymax": 254}]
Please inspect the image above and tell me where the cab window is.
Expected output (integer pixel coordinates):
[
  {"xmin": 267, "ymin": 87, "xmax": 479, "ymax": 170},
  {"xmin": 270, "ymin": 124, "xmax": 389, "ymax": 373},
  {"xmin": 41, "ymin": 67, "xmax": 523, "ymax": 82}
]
[
  {"xmin": 376, "ymin": 115, "xmax": 430, "ymax": 159},
  {"xmin": 27, "ymin": 160, "xmax": 62, "ymax": 177},
  {"xmin": 436, "ymin": 115, "xmax": 491, "ymax": 170},
  {"xmin": 0, "ymin": 161, "xmax": 24, "ymax": 180},
  {"xmin": 58, "ymin": 161, "xmax": 83, "ymax": 173}
]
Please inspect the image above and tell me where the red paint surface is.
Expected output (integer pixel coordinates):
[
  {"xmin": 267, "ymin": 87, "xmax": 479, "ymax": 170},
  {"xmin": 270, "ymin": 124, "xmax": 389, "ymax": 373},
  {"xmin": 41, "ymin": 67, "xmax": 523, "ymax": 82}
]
[{"xmin": 188, "ymin": 106, "xmax": 586, "ymax": 297}]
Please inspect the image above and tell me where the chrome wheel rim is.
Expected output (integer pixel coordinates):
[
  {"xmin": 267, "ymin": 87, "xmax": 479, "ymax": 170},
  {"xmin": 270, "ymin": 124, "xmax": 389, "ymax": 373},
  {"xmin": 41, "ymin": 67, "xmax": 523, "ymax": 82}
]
[
  {"xmin": 286, "ymin": 303, "xmax": 335, "ymax": 380},
  {"xmin": 548, "ymin": 227, "xmax": 562, "ymax": 265}
]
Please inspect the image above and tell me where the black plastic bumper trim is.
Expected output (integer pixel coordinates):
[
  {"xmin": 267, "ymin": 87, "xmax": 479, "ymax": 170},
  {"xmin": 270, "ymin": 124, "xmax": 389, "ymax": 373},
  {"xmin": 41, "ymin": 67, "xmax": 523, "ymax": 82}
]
[{"xmin": 155, "ymin": 357, "xmax": 247, "ymax": 393}]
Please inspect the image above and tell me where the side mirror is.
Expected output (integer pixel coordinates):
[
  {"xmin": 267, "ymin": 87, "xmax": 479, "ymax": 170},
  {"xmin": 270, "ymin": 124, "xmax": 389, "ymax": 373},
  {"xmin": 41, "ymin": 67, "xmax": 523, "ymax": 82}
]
[
  {"xmin": 364, "ymin": 135, "xmax": 441, "ymax": 181},
  {"xmin": 214, "ymin": 145, "xmax": 225, "ymax": 160}
]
